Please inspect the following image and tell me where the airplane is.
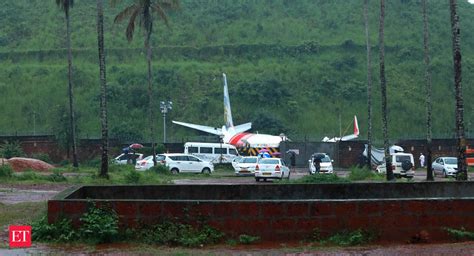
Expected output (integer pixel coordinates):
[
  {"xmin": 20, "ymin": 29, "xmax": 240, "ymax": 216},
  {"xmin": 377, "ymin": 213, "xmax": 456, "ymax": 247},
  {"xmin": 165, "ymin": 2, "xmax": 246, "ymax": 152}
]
[
  {"xmin": 172, "ymin": 73, "xmax": 285, "ymax": 150},
  {"xmin": 321, "ymin": 116, "xmax": 359, "ymax": 142}
]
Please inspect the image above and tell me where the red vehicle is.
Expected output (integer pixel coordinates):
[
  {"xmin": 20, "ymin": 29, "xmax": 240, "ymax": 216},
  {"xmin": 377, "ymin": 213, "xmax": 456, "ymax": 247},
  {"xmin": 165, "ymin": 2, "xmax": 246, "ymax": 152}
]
[{"xmin": 467, "ymin": 148, "xmax": 474, "ymax": 166}]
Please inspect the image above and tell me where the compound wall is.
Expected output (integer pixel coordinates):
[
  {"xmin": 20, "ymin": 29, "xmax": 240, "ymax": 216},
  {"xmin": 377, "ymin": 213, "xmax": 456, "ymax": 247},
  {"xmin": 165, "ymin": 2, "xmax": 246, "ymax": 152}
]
[{"xmin": 49, "ymin": 183, "xmax": 474, "ymax": 243}]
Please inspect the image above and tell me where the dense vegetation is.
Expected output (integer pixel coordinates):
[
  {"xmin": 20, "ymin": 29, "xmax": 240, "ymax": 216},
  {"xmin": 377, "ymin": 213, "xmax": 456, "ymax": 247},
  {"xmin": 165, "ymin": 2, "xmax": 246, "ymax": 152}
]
[{"xmin": 0, "ymin": 0, "xmax": 473, "ymax": 145}]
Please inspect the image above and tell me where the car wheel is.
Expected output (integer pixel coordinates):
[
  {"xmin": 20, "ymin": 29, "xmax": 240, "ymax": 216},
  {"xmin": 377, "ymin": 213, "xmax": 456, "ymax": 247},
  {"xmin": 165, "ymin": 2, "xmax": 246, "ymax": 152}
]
[
  {"xmin": 255, "ymin": 177, "xmax": 260, "ymax": 182},
  {"xmin": 171, "ymin": 168, "xmax": 179, "ymax": 174},
  {"xmin": 202, "ymin": 167, "xmax": 211, "ymax": 174}
]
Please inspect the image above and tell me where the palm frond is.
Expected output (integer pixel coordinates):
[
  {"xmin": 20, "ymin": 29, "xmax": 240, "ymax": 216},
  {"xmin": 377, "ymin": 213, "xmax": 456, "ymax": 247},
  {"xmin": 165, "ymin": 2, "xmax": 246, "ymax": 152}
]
[
  {"xmin": 114, "ymin": 4, "xmax": 138, "ymax": 24},
  {"xmin": 151, "ymin": 4, "xmax": 170, "ymax": 27},
  {"xmin": 125, "ymin": 8, "xmax": 141, "ymax": 42}
]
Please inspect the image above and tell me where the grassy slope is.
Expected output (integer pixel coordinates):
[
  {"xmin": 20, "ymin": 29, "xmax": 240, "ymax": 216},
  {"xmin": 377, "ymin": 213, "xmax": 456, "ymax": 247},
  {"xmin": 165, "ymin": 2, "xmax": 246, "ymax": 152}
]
[{"xmin": 0, "ymin": 0, "xmax": 473, "ymax": 144}]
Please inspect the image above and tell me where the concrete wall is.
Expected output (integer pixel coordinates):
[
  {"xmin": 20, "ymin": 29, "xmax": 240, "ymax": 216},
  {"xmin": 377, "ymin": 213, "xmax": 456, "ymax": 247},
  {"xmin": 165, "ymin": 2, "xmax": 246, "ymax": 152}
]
[{"xmin": 49, "ymin": 183, "xmax": 474, "ymax": 242}]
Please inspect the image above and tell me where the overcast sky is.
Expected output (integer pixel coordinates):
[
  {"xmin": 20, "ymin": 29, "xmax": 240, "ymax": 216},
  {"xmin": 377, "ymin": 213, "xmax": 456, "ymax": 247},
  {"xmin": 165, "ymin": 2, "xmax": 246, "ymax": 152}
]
[{"xmin": 469, "ymin": 0, "xmax": 474, "ymax": 4}]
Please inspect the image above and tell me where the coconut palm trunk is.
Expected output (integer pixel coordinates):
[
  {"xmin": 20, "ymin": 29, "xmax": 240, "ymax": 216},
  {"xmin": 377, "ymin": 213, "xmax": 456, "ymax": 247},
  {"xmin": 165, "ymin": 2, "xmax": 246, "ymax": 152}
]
[
  {"xmin": 56, "ymin": 0, "xmax": 79, "ymax": 168},
  {"xmin": 379, "ymin": 0, "xmax": 393, "ymax": 181},
  {"xmin": 449, "ymin": 0, "xmax": 467, "ymax": 180},
  {"xmin": 96, "ymin": 0, "xmax": 109, "ymax": 178},
  {"xmin": 147, "ymin": 40, "xmax": 157, "ymax": 166},
  {"xmin": 113, "ymin": 0, "xmax": 179, "ymax": 168},
  {"xmin": 364, "ymin": 0, "xmax": 373, "ymax": 170},
  {"xmin": 422, "ymin": 0, "xmax": 433, "ymax": 181}
]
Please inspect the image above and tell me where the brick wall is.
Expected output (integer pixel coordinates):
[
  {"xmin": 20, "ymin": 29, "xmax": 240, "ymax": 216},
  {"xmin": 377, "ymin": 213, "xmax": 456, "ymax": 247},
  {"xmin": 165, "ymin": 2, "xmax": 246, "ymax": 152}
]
[
  {"xmin": 48, "ymin": 199, "xmax": 473, "ymax": 242},
  {"xmin": 49, "ymin": 183, "xmax": 474, "ymax": 242}
]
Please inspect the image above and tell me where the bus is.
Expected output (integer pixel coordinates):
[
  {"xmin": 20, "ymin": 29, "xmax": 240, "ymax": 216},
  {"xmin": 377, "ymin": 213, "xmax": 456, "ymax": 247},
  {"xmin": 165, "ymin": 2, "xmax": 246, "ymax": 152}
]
[{"xmin": 184, "ymin": 142, "xmax": 240, "ymax": 164}]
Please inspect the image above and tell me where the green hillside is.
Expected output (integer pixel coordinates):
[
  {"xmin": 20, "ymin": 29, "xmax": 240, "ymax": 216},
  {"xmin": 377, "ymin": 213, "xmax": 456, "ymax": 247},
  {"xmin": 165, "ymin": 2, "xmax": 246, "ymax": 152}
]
[{"xmin": 0, "ymin": 0, "xmax": 473, "ymax": 144}]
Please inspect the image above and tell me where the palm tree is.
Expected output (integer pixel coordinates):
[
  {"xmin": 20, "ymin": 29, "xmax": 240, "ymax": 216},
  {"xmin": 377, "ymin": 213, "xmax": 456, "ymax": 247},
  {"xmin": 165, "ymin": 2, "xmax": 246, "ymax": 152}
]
[
  {"xmin": 422, "ymin": 0, "xmax": 433, "ymax": 181},
  {"xmin": 96, "ymin": 0, "xmax": 109, "ymax": 178},
  {"xmin": 113, "ymin": 0, "xmax": 179, "ymax": 166},
  {"xmin": 379, "ymin": 0, "xmax": 393, "ymax": 181},
  {"xmin": 364, "ymin": 0, "xmax": 373, "ymax": 170},
  {"xmin": 55, "ymin": 0, "xmax": 79, "ymax": 168},
  {"xmin": 449, "ymin": 0, "xmax": 467, "ymax": 180}
]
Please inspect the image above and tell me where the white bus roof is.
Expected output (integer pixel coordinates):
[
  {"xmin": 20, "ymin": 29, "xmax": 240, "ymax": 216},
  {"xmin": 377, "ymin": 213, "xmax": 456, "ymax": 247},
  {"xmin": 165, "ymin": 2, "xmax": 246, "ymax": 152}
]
[{"xmin": 184, "ymin": 142, "xmax": 237, "ymax": 148}]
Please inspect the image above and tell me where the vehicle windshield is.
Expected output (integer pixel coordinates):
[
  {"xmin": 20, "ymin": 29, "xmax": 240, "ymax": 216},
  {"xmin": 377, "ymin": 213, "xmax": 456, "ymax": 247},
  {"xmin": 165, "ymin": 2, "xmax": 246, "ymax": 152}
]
[
  {"xmin": 259, "ymin": 159, "xmax": 279, "ymax": 165},
  {"xmin": 395, "ymin": 155, "xmax": 411, "ymax": 162},
  {"xmin": 321, "ymin": 156, "xmax": 331, "ymax": 163},
  {"xmin": 444, "ymin": 158, "xmax": 457, "ymax": 164},
  {"xmin": 312, "ymin": 155, "xmax": 331, "ymax": 163},
  {"xmin": 242, "ymin": 157, "xmax": 258, "ymax": 163}
]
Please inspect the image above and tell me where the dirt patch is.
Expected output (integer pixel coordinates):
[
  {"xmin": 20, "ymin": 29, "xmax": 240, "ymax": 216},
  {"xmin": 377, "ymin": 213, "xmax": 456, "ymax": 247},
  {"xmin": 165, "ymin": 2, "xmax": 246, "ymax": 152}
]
[
  {"xmin": 0, "ymin": 184, "xmax": 71, "ymax": 205},
  {"xmin": 6, "ymin": 158, "xmax": 54, "ymax": 172}
]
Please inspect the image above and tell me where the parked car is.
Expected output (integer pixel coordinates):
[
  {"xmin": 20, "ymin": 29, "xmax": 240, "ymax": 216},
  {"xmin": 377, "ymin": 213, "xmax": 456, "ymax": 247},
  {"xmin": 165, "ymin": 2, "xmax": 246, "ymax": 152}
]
[
  {"xmin": 376, "ymin": 153, "xmax": 415, "ymax": 178},
  {"xmin": 432, "ymin": 157, "xmax": 458, "ymax": 177},
  {"xmin": 254, "ymin": 158, "xmax": 290, "ymax": 182},
  {"xmin": 135, "ymin": 154, "xmax": 213, "ymax": 174},
  {"xmin": 231, "ymin": 156, "xmax": 243, "ymax": 170},
  {"xmin": 135, "ymin": 155, "xmax": 160, "ymax": 171},
  {"xmin": 113, "ymin": 153, "xmax": 144, "ymax": 165},
  {"xmin": 308, "ymin": 153, "xmax": 334, "ymax": 174},
  {"xmin": 234, "ymin": 156, "xmax": 259, "ymax": 176}
]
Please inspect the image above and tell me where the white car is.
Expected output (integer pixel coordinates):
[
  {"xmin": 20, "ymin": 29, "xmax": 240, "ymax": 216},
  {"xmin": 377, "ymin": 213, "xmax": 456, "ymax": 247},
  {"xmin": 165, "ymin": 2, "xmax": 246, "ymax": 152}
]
[
  {"xmin": 255, "ymin": 158, "xmax": 290, "ymax": 182},
  {"xmin": 432, "ymin": 157, "xmax": 458, "ymax": 177},
  {"xmin": 308, "ymin": 153, "xmax": 334, "ymax": 174},
  {"xmin": 113, "ymin": 153, "xmax": 144, "ymax": 165},
  {"xmin": 135, "ymin": 154, "xmax": 214, "ymax": 174},
  {"xmin": 234, "ymin": 156, "xmax": 259, "ymax": 176},
  {"xmin": 231, "ymin": 156, "xmax": 243, "ymax": 170},
  {"xmin": 376, "ymin": 153, "xmax": 415, "ymax": 178}
]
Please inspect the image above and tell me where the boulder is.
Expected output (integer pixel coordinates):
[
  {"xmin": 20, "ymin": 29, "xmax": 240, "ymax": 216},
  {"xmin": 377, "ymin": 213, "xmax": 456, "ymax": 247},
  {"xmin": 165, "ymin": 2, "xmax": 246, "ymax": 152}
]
[{"xmin": 7, "ymin": 157, "xmax": 54, "ymax": 172}]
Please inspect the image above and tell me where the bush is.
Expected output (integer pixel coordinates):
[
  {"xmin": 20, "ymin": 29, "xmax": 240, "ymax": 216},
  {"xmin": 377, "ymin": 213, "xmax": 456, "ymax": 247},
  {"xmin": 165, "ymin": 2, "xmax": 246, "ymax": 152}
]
[
  {"xmin": 150, "ymin": 164, "xmax": 171, "ymax": 175},
  {"xmin": 143, "ymin": 221, "xmax": 224, "ymax": 247},
  {"xmin": 445, "ymin": 227, "xmax": 474, "ymax": 241},
  {"xmin": 32, "ymin": 216, "xmax": 78, "ymax": 242},
  {"xmin": 30, "ymin": 153, "xmax": 52, "ymax": 163},
  {"xmin": 327, "ymin": 229, "xmax": 374, "ymax": 246},
  {"xmin": 47, "ymin": 172, "xmax": 67, "ymax": 182},
  {"xmin": 124, "ymin": 170, "xmax": 141, "ymax": 183},
  {"xmin": 348, "ymin": 166, "xmax": 383, "ymax": 181},
  {"xmin": 109, "ymin": 163, "xmax": 135, "ymax": 173},
  {"xmin": 238, "ymin": 234, "xmax": 260, "ymax": 244},
  {"xmin": 84, "ymin": 157, "xmax": 101, "ymax": 168},
  {"xmin": 80, "ymin": 204, "xmax": 119, "ymax": 244},
  {"xmin": 15, "ymin": 170, "xmax": 44, "ymax": 181},
  {"xmin": 0, "ymin": 164, "xmax": 13, "ymax": 178},
  {"xmin": 296, "ymin": 173, "xmax": 349, "ymax": 183},
  {"xmin": 0, "ymin": 141, "xmax": 24, "ymax": 159}
]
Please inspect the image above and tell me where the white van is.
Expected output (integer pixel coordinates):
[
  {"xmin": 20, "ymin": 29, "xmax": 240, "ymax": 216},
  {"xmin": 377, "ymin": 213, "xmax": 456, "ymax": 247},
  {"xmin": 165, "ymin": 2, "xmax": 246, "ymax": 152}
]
[{"xmin": 184, "ymin": 142, "xmax": 240, "ymax": 164}]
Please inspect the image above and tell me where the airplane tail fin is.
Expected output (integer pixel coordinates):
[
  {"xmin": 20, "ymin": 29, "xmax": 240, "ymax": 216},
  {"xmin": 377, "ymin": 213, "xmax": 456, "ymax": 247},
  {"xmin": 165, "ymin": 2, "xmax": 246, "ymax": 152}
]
[
  {"xmin": 223, "ymin": 73, "xmax": 234, "ymax": 128},
  {"xmin": 353, "ymin": 115, "xmax": 359, "ymax": 136},
  {"xmin": 340, "ymin": 115, "xmax": 360, "ymax": 141}
]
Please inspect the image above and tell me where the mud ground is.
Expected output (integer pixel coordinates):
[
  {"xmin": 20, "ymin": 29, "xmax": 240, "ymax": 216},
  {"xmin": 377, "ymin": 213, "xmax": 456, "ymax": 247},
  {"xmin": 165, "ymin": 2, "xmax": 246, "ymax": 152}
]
[{"xmin": 1, "ymin": 169, "xmax": 473, "ymax": 254}]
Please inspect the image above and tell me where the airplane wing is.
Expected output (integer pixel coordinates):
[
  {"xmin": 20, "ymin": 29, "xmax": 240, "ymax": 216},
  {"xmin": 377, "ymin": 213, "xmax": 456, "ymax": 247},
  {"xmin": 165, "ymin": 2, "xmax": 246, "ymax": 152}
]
[
  {"xmin": 233, "ymin": 122, "xmax": 252, "ymax": 134},
  {"xmin": 172, "ymin": 121, "xmax": 223, "ymax": 136}
]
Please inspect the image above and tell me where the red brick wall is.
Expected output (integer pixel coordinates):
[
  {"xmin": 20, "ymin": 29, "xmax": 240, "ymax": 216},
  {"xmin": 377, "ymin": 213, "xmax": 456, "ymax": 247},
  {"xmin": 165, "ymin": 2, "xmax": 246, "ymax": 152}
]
[{"xmin": 48, "ymin": 199, "xmax": 474, "ymax": 242}]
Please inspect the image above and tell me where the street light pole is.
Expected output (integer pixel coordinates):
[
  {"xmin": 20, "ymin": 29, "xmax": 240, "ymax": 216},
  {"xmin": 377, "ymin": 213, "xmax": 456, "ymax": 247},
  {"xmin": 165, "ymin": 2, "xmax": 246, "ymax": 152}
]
[{"xmin": 160, "ymin": 101, "xmax": 173, "ymax": 144}]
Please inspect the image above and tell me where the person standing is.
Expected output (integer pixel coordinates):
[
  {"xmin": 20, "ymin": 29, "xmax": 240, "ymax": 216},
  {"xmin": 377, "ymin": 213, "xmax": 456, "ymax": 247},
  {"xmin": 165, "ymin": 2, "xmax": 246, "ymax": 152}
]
[
  {"xmin": 419, "ymin": 153, "xmax": 425, "ymax": 168},
  {"xmin": 313, "ymin": 156, "xmax": 321, "ymax": 174}
]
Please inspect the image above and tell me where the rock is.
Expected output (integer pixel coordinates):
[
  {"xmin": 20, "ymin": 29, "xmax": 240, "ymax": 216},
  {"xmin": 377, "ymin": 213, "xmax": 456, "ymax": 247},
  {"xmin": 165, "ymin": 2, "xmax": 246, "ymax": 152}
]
[{"xmin": 6, "ymin": 157, "xmax": 54, "ymax": 172}]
